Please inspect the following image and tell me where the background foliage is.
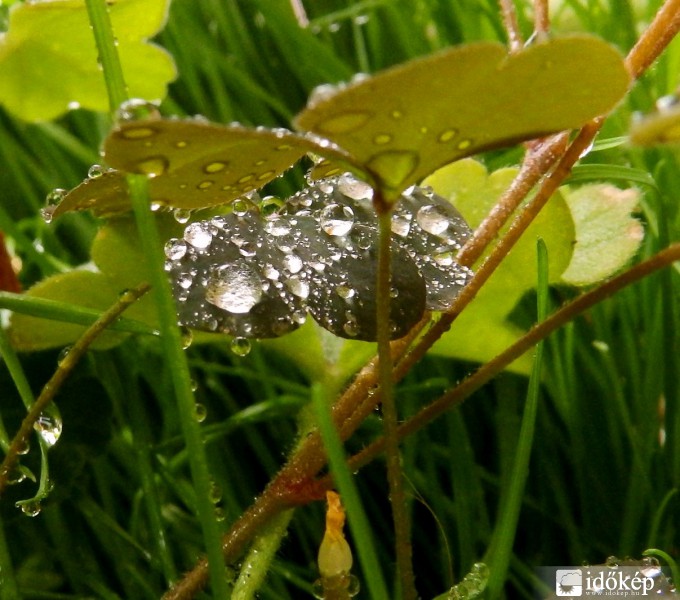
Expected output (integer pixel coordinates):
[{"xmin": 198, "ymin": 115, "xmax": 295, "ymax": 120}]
[{"xmin": 0, "ymin": 0, "xmax": 679, "ymax": 599}]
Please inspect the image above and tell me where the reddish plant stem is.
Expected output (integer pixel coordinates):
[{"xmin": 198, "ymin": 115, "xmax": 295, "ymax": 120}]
[
  {"xmin": 165, "ymin": 1, "xmax": 680, "ymax": 597},
  {"xmin": 498, "ymin": 0, "xmax": 524, "ymax": 51},
  {"xmin": 344, "ymin": 243, "xmax": 680, "ymax": 471},
  {"xmin": 533, "ymin": 0, "xmax": 550, "ymax": 38}
]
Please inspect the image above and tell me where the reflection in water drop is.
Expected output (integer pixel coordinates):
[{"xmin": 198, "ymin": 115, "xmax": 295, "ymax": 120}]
[
  {"xmin": 206, "ymin": 264, "xmax": 262, "ymax": 313},
  {"xmin": 34, "ymin": 412, "xmax": 63, "ymax": 447},
  {"xmin": 117, "ymin": 98, "xmax": 161, "ymax": 122},
  {"xmin": 230, "ymin": 337, "xmax": 252, "ymax": 356},
  {"xmin": 18, "ymin": 500, "xmax": 41, "ymax": 517},
  {"xmin": 320, "ymin": 203, "xmax": 354, "ymax": 236},
  {"xmin": 416, "ymin": 204, "xmax": 449, "ymax": 235}
]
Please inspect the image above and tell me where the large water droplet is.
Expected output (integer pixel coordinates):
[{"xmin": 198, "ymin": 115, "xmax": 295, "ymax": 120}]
[
  {"xmin": 87, "ymin": 164, "xmax": 105, "ymax": 179},
  {"xmin": 286, "ymin": 276, "xmax": 310, "ymax": 299},
  {"xmin": 264, "ymin": 217, "xmax": 291, "ymax": 237},
  {"xmin": 206, "ymin": 264, "xmax": 262, "ymax": 313},
  {"xmin": 174, "ymin": 208, "xmax": 191, "ymax": 224},
  {"xmin": 165, "ymin": 238, "xmax": 188, "ymax": 260},
  {"xmin": 416, "ymin": 204, "xmax": 450, "ymax": 235},
  {"xmin": 320, "ymin": 203, "xmax": 354, "ymax": 236},
  {"xmin": 184, "ymin": 222, "xmax": 213, "ymax": 249},
  {"xmin": 34, "ymin": 411, "xmax": 62, "ymax": 447},
  {"xmin": 194, "ymin": 403, "xmax": 207, "ymax": 423},
  {"xmin": 282, "ymin": 253, "xmax": 303, "ymax": 274}
]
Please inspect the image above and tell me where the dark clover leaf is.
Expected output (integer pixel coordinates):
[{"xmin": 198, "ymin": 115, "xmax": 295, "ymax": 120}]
[{"xmin": 165, "ymin": 174, "xmax": 472, "ymax": 342}]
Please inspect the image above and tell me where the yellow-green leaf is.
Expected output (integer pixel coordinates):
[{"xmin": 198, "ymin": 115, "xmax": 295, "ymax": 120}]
[
  {"xmin": 560, "ymin": 184, "xmax": 643, "ymax": 286},
  {"xmin": 423, "ymin": 159, "xmax": 575, "ymax": 373},
  {"xmin": 9, "ymin": 270, "xmax": 130, "ymax": 351},
  {"xmin": 0, "ymin": 0, "xmax": 176, "ymax": 121},
  {"xmin": 295, "ymin": 35, "xmax": 629, "ymax": 199}
]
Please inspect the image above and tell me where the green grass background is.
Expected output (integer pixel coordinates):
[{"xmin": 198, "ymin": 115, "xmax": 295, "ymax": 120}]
[{"xmin": 0, "ymin": 0, "xmax": 679, "ymax": 598}]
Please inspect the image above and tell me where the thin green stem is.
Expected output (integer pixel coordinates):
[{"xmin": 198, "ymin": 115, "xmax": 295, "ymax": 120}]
[
  {"xmin": 311, "ymin": 382, "xmax": 389, "ymax": 600},
  {"xmin": 128, "ymin": 177, "xmax": 230, "ymax": 598},
  {"xmin": 83, "ymin": 0, "xmax": 128, "ymax": 115},
  {"xmin": 375, "ymin": 205, "xmax": 416, "ymax": 600},
  {"xmin": 484, "ymin": 238, "xmax": 549, "ymax": 597},
  {"xmin": 0, "ymin": 283, "xmax": 150, "ymax": 497}
]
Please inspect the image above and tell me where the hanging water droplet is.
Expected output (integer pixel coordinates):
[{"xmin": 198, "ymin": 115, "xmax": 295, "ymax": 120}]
[
  {"xmin": 209, "ymin": 482, "xmax": 222, "ymax": 503},
  {"xmin": 230, "ymin": 337, "xmax": 252, "ymax": 356},
  {"xmin": 174, "ymin": 208, "xmax": 192, "ymax": 224},
  {"xmin": 343, "ymin": 316, "xmax": 359, "ymax": 337},
  {"xmin": 180, "ymin": 326, "xmax": 194, "ymax": 349},
  {"xmin": 194, "ymin": 402, "xmax": 207, "ymax": 423},
  {"xmin": 117, "ymin": 98, "xmax": 161, "ymax": 121},
  {"xmin": 206, "ymin": 264, "xmax": 262, "ymax": 313},
  {"xmin": 260, "ymin": 195, "xmax": 283, "ymax": 217},
  {"xmin": 41, "ymin": 188, "xmax": 67, "ymax": 223},
  {"xmin": 416, "ymin": 204, "xmax": 450, "ymax": 235},
  {"xmin": 16, "ymin": 439, "xmax": 30, "ymax": 456},
  {"xmin": 18, "ymin": 500, "xmax": 41, "ymax": 517},
  {"xmin": 232, "ymin": 198, "xmax": 250, "ymax": 216},
  {"xmin": 164, "ymin": 238, "xmax": 188, "ymax": 260},
  {"xmin": 320, "ymin": 203, "xmax": 355, "ymax": 236},
  {"xmin": 34, "ymin": 411, "xmax": 63, "ymax": 447}
]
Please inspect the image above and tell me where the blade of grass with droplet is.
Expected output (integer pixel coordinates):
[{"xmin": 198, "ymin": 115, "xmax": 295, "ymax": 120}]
[{"xmin": 295, "ymin": 35, "xmax": 629, "ymax": 199}]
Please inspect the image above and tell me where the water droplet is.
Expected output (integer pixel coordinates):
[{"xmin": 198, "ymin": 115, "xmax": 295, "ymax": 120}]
[
  {"xmin": 282, "ymin": 254, "xmax": 303, "ymax": 274},
  {"xmin": 230, "ymin": 337, "xmax": 252, "ymax": 356},
  {"xmin": 204, "ymin": 161, "xmax": 228, "ymax": 174},
  {"xmin": 260, "ymin": 196, "xmax": 283, "ymax": 217},
  {"xmin": 16, "ymin": 439, "xmax": 30, "ymax": 456},
  {"xmin": 264, "ymin": 217, "xmax": 291, "ymax": 237},
  {"xmin": 320, "ymin": 203, "xmax": 354, "ymax": 236},
  {"xmin": 117, "ymin": 98, "xmax": 161, "ymax": 121},
  {"xmin": 343, "ymin": 316, "xmax": 359, "ymax": 337},
  {"xmin": 433, "ymin": 250, "xmax": 455, "ymax": 266},
  {"xmin": 57, "ymin": 346, "xmax": 71, "ymax": 367},
  {"xmin": 391, "ymin": 213, "xmax": 411, "ymax": 237},
  {"xmin": 180, "ymin": 326, "xmax": 193, "ymax": 349},
  {"xmin": 194, "ymin": 402, "xmax": 207, "ymax": 422},
  {"xmin": 184, "ymin": 222, "xmax": 213, "ymax": 249},
  {"xmin": 337, "ymin": 174, "xmax": 373, "ymax": 200},
  {"xmin": 41, "ymin": 188, "xmax": 67, "ymax": 223},
  {"xmin": 232, "ymin": 198, "xmax": 250, "ymax": 216},
  {"xmin": 206, "ymin": 264, "xmax": 262, "ymax": 313},
  {"xmin": 313, "ymin": 110, "xmax": 372, "ymax": 134},
  {"xmin": 416, "ymin": 204, "xmax": 450, "ymax": 235},
  {"xmin": 438, "ymin": 128, "xmax": 458, "ymax": 143},
  {"xmin": 174, "ymin": 208, "xmax": 191, "ymax": 224},
  {"xmin": 18, "ymin": 500, "xmax": 41, "ymax": 517},
  {"xmin": 286, "ymin": 276, "xmax": 310, "ymax": 299},
  {"xmin": 336, "ymin": 285, "xmax": 355, "ymax": 300},
  {"xmin": 87, "ymin": 164, "xmax": 105, "ymax": 179},
  {"xmin": 165, "ymin": 238, "xmax": 188, "ymax": 260},
  {"xmin": 34, "ymin": 410, "xmax": 62, "ymax": 447},
  {"xmin": 373, "ymin": 133, "xmax": 392, "ymax": 145},
  {"xmin": 209, "ymin": 482, "xmax": 222, "ymax": 503},
  {"xmin": 457, "ymin": 138, "xmax": 472, "ymax": 150}
]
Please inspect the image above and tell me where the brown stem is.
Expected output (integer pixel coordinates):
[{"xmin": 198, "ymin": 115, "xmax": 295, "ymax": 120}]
[
  {"xmin": 498, "ymin": 0, "xmax": 524, "ymax": 51},
  {"xmin": 0, "ymin": 283, "xmax": 150, "ymax": 497},
  {"xmin": 165, "ymin": 1, "xmax": 680, "ymax": 596},
  {"xmin": 345, "ymin": 243, "xmax": 680, "ymax": 470},
  {"xmin": 533, "ymin": 0, "xmax": 550, "ymax": 38}
]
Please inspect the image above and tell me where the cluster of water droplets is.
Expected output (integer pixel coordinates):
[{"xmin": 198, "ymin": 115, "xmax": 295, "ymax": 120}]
[
  {"xmin": 444, "ymin": 563, "xmax": 489, "ymax": 599},
  {"xmin": 164, "ymin": 173, "xmax": 473, "ymax": 344}
]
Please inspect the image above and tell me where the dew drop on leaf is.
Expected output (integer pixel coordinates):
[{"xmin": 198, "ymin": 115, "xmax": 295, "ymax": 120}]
[
  {"xmin": 18, "ymin": 500, "xmax": 41, "ymax": 518},
  {"xmin": 117, "ymin": 98, "xmax": 161, "ymax": 122},
  {"xmin": 206, "ymin": 263, "xmax": 263, "ymax": 314}
]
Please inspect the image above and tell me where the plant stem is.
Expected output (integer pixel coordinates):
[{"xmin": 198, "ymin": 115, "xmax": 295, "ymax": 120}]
[
  {"xmin": 83, "ymin": 0, "xmax": 127, "ymax": 114},
  {"xmin": 311, "ymin": 382, "xmax": 389, "ymax": 600},
  {"xmin": 0, "ymin": 511, "xmax": 20, "ymax": 600},
  {"xmin": 375, "ymin": 204, "xmax": 416, "ymax": 600},
  {"xmin": 128, "ymin": 177, "xmax": 230, "ymax": 599},
  {"xmin": 0, "ymin": 283, "xmax": 150, "ymax": 497},
  {"xmin": 485, "ymin": 238, "xmax": 549, "ymax": 596}
]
